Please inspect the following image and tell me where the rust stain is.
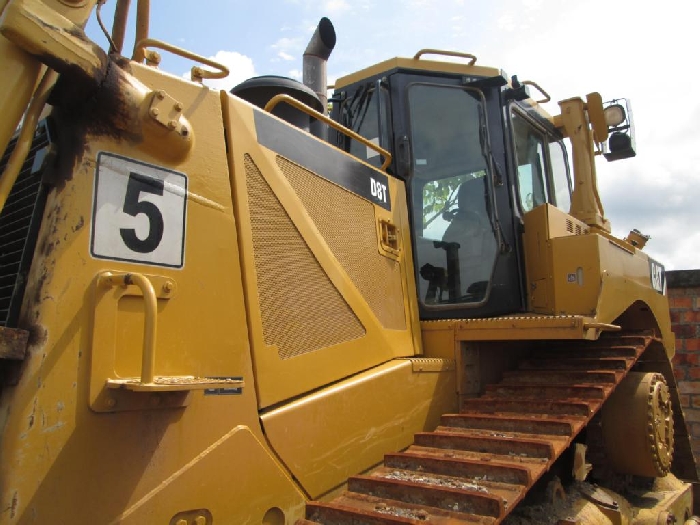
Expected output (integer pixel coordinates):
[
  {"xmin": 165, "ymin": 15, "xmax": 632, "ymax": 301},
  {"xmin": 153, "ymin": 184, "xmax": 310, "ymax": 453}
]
[
  {"xmin": 10, "ymin": 491, "xmax": 18, "ymax": 519},
  {"xmin": 28, "ymin": 398, "xmax": 37, "ymax": 431},
  {"xmin": 0, "ymin": 327, "xmax": 29, "ymax": 360},
  {"xmin": 25, "ymin": 323, "xmax": 47, "ymax": 349},
  {"xmin": 71, "ymin": 216, "xmax": 84, "ymax": 232},
  {"xmin": 31, "ymin": 268, "xmax": 49, "ymax": 306}
]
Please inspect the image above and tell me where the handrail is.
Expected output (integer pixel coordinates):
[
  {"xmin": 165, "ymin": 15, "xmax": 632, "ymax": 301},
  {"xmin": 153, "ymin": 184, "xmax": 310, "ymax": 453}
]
[
  {"xmin": 0, "ymin": 68, "xmax": 57, "ymax": 215},
  {"xmin": 133, "ymin": 0, "xmax": 150, "ymax": 58},
  {"xmin": 98, "ymin": 272, "xmax": 158, "ymax": 385},
  {"xmin": 521, "ymin": 80, "xmax": 551, "ymax": 104},
  {"xmin": 413, "ymin": 49, "xmax": 477, "ymax": 65},
  {"xmin": 133, "ymin": 38, "xmax": 229, "ymax": 82},
  {"xmin": 263, "ymin": 94, "xmax": 393, "ymax": 172}
]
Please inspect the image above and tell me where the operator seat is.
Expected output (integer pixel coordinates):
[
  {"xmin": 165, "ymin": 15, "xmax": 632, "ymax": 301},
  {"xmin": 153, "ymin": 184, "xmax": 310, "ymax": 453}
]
[{"xmin": 441, "ymin": 177, "xmax": 497, "ymax": 300}]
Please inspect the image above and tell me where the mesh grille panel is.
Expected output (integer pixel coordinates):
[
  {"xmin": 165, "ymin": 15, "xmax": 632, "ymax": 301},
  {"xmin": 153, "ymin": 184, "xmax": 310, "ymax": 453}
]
[
  {"xmin": 277, "ymin": 156, "xmax": 406, "ymax": 331},
  {"xmin": 0, "ymin": 121, "xmax": 50, "ymax": 327},
  {"xmin": 245, "ymin": 155, "xmax": 365, "ymax": 359}
]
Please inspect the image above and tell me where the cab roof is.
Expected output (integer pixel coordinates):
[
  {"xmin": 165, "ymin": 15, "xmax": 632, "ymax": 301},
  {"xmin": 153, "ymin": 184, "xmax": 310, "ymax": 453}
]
[
  {"xmin": 334, "ymin": 53, "xmax": 557, "ymax": 124},
  {"xmin": 334, "ymin": 55, "xmax": 501, "ymax": 89}
]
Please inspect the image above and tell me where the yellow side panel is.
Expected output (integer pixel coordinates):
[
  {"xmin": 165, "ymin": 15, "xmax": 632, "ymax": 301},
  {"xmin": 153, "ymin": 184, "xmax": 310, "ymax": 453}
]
[
  {"xmin": 550, "ymin": 234, "xmax": 602, "ymax": 316},
  {"xmin": 550, "ymin": 234, "xmax": 660, "ymax": 319},
  {"xmin": 261, "ymin": 359, "xmax": 457, "ymax": 499},
  {"xmin": 1, "ymin": 64, "xmax": 305, "ymax": 523},
  {"xmin": 521, "ymin": 204, "xmax": 554, "ymax": 312},
  {"xmin": 114, "ymin": 426, "xmax": 306, "ymax": 524},
  {"xmin": 223, "ymin": 94, "xmax": 420, "ymax": 408},
  {"xmin": 522, "ymin": 204, "xmax": 593, "ymax": 313},
  {"xmin": 522, "ymin": 206, "xmax": 673, "ymax": 353}
]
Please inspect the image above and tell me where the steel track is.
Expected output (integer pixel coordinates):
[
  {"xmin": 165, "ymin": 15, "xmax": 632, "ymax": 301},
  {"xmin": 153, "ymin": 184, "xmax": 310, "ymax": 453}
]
[{"xmin": 298, "ymin": 333, "xmax": 653, "ymax": 524}]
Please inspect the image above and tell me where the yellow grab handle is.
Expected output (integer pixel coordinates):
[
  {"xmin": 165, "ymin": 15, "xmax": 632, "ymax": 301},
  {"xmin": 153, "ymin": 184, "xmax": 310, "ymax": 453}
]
[{"xmin": 264, "ymin": 93, "xmax": 393, "ymax": 172}]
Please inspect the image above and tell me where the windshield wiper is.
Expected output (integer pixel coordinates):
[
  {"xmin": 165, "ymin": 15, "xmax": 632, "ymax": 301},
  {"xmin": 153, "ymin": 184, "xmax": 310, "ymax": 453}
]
[{"xmin": 476, "ymin": 102, "xmax": 508, "ymax": 253}]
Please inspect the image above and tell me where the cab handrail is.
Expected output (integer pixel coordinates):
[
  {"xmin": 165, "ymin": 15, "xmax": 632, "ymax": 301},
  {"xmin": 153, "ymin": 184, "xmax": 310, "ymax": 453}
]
[
  {"xmin": 413, "ymin": 49, "xmax": 477, "ymax": 65},
  {"xmin": 264, "ymin": 93, "xmax": 392, "ymax": 172},
  {"xmin": 521, "ymin": 80, "xmax": 551, "ymax": 104}
]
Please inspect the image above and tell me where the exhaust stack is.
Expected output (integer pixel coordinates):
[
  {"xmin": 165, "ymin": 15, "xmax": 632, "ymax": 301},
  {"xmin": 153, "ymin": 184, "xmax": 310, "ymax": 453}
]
[{"xmin": 303, "ymin": 17, "xmax": 336, "ymax": 111}]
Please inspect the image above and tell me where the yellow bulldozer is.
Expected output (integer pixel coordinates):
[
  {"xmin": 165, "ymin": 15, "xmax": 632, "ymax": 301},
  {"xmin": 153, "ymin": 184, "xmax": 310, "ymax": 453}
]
[{"xmin": 0, "ymin": 1, "xmax": 696, "ymax": 523}]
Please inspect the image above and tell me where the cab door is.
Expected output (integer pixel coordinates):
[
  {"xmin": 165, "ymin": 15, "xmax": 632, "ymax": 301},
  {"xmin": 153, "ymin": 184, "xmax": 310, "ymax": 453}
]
[{"xmin": 389, "ymin": 73, "xmax": 525, "ymax": 319}]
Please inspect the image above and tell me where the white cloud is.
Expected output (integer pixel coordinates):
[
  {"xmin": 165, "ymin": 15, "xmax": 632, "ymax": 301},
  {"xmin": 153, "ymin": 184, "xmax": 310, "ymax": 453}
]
[
  {"xmin": 288, "ymin": 69, "xmax": 302, "ymax": 80},
  {"xmin": 324, "ymin": 0, "xmax": 351, "ymax": 15},
  {"xmin": 271, "ymin": 36, "xmax": 303, "ymax": 54},
  {"xmin": 272, "ymin": 37, "xmax": 301, "ymax": 50},
  {"xmin": 278, "ymin": 51, "xmax": 294, "ymax": 61},
  {"xmin": 285, "ymin": 0, "xmax": 371, "ymax": 15},
  {"xmin": 496, "ymin": 12, "xmax": 517, "ymax": 32},
  {"xmin": 181, "ymin": 50, "xmax": 256, "ymax": 92}
]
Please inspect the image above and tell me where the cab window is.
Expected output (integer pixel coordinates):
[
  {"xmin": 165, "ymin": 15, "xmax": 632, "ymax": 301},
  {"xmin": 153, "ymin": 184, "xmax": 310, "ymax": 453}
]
[
  {"xmin": 511, "ymin": 112, "xmax": 548, "ymax": 212},
  {"xmin": 340, "ymin": 83, "xmax": 388, "ymax": 168},
  {"xmin": 511, "ymin": 110, "xmax": 571, "ymax": 213},
  {"xmin": 408, "ymin": 84, "xmax": 498, "ymax": 307},
  {"xmin": 549, "ymin": 140, "xmax": 571, "ymax": 211}
]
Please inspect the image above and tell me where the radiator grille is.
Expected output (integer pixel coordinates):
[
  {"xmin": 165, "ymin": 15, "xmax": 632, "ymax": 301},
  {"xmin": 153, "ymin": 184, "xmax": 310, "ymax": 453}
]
[
  {"xmin": 245, "ymin": 155, "xmax": 365, "ymax": 359},
  {"xmin": 0, "ymin": 121, "xmax": 51, "ymax": 327},
  {"xmin": 277, "ymin": 156, "xmax": 406, "ymax": 331},
  {"xmin": 565, "ymin": 219, "xmax": 588, "ymax": 236}
]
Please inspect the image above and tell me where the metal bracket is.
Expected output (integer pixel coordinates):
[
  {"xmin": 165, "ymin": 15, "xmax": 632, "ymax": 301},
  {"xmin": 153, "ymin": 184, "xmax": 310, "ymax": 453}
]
[
  {"xmin": 377, "ymin": 218, "xmax": 401, "ymax": 260},
  {"xmin": 148, "ymin": 90, "xmax": 190, "ymax": 139}
]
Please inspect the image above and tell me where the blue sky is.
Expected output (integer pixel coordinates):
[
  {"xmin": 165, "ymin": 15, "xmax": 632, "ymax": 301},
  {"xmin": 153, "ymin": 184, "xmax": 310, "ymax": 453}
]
[{"xmin": 87, "ymin": 0, "xmax": 700, "ymax": 270}]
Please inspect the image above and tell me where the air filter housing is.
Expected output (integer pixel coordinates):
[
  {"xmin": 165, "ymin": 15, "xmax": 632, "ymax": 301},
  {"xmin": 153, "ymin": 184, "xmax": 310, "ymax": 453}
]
[{"xmin": 231, "ymin": 76, "xmax": 324, "ymax": 138}]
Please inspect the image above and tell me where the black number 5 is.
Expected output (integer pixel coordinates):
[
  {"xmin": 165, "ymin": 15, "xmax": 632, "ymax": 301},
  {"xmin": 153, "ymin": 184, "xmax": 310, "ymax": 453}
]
[{"xmin": 120, "ymin": 172, "xmax": 165, "ymax": 253}]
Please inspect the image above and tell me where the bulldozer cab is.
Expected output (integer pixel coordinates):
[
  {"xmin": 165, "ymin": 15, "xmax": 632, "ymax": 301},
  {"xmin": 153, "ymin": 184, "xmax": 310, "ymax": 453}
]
[{"xmin": 331, "ymin": 55, "xmax": 573, "ymax": 320}]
